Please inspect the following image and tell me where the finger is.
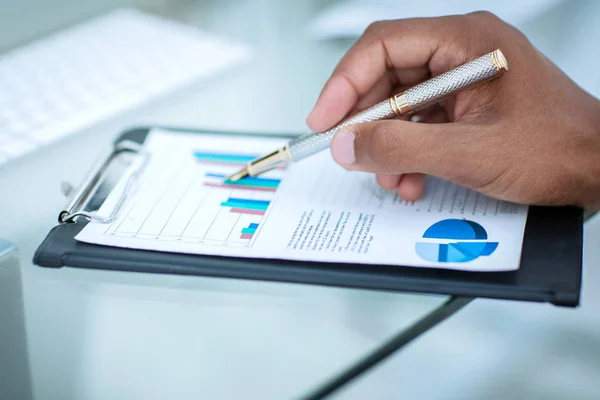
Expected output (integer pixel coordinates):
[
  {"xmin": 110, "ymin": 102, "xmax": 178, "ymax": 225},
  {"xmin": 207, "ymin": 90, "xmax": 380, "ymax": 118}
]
[
  {"xmin": 329, "ymin": 119, "xmax": 480, "ymax": 180},
  {"xmin": 353, "ymin": 67, "xmax": 430, "ymax": 113},
  {"xmin": 352, "ymin": 71, "xmax": 396, "ymax": 113},
  {"xmin": 375, "ymin": 173, "xmax": 402, "ymax": 191},
  {"xmin": 307, "ymin": 17, "xmax": 467, "ymax": 132},
  {"xmin": 410, "ymin": 102, "xmax": 446, "ymax": 123},
  {"xmin": 416, "ymin": 105, "xmax": 448, "ymax": 124},
  {"xmin": 394, "ymin": 66, "xmax": 430, "ymax": 87},
  {"xmin": 397, "ymin": 173, "xmax": 426, "ymax": 201}
]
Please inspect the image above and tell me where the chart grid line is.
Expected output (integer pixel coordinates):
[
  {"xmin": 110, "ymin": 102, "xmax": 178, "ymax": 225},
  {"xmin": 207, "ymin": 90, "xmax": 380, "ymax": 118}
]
[
  {"xmin": 135, "ymin": 162, "xmax": 186, "ymax": 235},
  {"xmin": 158, "ymin": 169, "xmax": 203, "ymax": 237}
]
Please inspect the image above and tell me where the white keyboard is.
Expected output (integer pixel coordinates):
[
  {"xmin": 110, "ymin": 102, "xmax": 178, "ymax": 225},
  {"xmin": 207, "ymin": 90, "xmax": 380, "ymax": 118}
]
[{"xmin": 0, "ymin": 8, "xmax": 251, "ymax": 166}]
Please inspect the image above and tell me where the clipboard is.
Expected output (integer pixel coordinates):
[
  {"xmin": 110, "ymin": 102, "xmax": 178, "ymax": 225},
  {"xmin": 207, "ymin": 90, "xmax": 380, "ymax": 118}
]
[{"xmin": 33, "ymin": 126, "xmax": 584, "ymax": 307}]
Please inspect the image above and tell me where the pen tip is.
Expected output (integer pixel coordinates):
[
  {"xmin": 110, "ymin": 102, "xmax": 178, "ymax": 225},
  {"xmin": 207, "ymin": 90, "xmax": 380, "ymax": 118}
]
[{"xmin": 226, "ymin": 168, "xmax": 249, "ymax": 182}]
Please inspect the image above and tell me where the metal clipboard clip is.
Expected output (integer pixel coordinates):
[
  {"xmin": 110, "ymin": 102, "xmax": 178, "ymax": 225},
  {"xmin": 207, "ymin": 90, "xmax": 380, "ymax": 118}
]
[{"xmin": 58, "ymin": 140, "xmax": 149, "ymax": 224}]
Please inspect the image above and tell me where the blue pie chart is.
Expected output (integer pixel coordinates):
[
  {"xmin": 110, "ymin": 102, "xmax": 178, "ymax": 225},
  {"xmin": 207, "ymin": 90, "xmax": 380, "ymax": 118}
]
[{"xmin": 415, "ymin": 219, "xmax": 498, "ymax": 263}]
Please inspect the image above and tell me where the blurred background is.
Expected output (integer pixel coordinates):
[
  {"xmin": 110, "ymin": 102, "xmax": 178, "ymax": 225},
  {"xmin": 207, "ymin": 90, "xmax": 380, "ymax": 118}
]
[
  {"xmin": 1, "ymin": 0, "xmax": 599, "ymax": 399},
  {"xmin": 1, "ymin": 0, "xmax": 600, "ymax": 98}
]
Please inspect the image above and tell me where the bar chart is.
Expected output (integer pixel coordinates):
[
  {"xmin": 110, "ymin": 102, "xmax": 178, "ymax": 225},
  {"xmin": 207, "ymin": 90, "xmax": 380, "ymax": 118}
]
[
  {"xmin": 107, "ymin": 149, "xmax": 283, "ymax": 247},
  {"xmin": 241, "ymin": 223, "xmax": 259, "ymax": 239}
]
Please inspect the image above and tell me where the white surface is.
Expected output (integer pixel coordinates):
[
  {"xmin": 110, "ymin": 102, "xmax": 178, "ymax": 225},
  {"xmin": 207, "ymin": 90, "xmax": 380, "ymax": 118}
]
[
  {"xmin": 78, "ymin": 129, "xmax": 528, "ymax": 271},
  {"xmin": 309, "ymin": 0, "xmax": 564, "ymax": 39},
  {"xmin": 334, "ymin": 215, "xmax": 600, "ymax": 400},
  {"xmin": 0, "ymin": 241, "xmax": 31, "ymax": 400},
  {"xmin": 0, "ymin": 8, "xmax": 250, "ymax": 166},
  {"xmin": 1, "ymin": 0, "xmax": 599, "ymax": 399}
]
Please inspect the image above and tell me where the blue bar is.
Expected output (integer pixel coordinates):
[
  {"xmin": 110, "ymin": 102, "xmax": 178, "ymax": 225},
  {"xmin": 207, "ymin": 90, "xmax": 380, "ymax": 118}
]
[
  {"xmin": 248, "ymin": 223, "xmax": 259, "ymax": 229},
  {"xmin": 194, "ymin": 152, "xmax": 257, "ymax": 163},
  {"xmin": 227, "ymin": 198, "xmax": 271, "ymax": 206},
  {"xmin": 204, "ymin": 173, "xmax": 281, "ymax": 188},
  {"xmin": 226, "ymin": 177, "xmax": 280, "ymax": 188},
  {"xmin": 221, "ymin": 201, "xmax": 269, "ymax": 211},
  {"xmin": 243, "ymin": 177, "xmax": 280, "ymax": 184},
  {"xmin": 205, "ymin": 172, "xmax": 226, "ymax": 178}
]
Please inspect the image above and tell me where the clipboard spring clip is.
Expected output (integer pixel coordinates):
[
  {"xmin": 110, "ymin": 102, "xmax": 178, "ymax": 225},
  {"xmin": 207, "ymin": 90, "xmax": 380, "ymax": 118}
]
[{"xmin": 59, "ymin": 140, "xmax": 148, "ymax": 224}]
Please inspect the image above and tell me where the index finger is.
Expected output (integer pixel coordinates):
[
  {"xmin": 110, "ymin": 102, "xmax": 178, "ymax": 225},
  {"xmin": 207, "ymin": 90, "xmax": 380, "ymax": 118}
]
[{"xmin": 306, "ymin": 16, "xmax": 466, "ymax": 132}]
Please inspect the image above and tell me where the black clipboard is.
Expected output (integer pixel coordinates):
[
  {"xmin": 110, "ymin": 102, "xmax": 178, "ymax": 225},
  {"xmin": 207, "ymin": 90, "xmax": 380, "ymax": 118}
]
[{"xmin": 33, "ymin": 126, "xmax": 584, "ymax": 307}]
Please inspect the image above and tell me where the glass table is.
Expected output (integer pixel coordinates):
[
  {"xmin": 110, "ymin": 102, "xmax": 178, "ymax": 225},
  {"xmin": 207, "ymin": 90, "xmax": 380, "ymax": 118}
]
[{"xmin": 1, "ymin": 0, "xmax": 599, "ymax": 399}]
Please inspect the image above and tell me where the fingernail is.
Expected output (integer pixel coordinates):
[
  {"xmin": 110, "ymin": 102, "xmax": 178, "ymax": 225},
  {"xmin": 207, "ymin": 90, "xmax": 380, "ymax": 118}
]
[{"xmin": 330, "ymin": 130, "xmax": 356, "ymax": 165}]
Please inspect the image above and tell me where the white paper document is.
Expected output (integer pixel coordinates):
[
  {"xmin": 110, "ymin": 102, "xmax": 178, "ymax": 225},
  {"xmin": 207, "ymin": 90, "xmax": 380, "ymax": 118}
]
[{"xmin": 76, "ymin": 129, "xmax": 529, "ymax": 271}]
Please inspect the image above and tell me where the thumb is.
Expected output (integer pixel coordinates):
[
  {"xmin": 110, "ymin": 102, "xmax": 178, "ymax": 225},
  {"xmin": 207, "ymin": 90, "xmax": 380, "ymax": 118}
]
[{"xmin": 329, "ymin": 119, "xmax": 480, "ymax": 179}]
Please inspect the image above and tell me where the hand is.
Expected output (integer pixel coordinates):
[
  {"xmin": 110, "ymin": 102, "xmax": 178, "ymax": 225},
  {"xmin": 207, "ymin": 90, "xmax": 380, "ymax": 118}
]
[{"xmin": 306, "ymin": 12, "xmax": 600, "ymax": 210}]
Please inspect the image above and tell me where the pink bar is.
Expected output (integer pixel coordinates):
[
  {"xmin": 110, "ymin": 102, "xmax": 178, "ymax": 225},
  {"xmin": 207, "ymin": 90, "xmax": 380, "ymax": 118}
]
[
  {"xmin": 240, "ymin": 233, "xmax": 253, "ymax": 239},
  {"xmin": 229, "ymin": 208, "xmax": 265, "ymax": 216},
  {"xmin": 204, "ymin": 182, "xmax": 276, "ymax": 192}
]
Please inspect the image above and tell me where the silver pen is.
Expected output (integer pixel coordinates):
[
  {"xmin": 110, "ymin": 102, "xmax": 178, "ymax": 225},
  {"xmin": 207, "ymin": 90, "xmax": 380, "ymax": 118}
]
[{"xmin": 227, "ymin": 49, "xmax": 508, "ymax": 181}]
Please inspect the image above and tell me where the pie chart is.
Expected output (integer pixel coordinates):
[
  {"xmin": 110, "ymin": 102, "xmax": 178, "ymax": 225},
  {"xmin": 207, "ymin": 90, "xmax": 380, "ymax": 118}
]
[{"xmin": 415, "ymin": 219, "xmax": 498, "ymax": 263}]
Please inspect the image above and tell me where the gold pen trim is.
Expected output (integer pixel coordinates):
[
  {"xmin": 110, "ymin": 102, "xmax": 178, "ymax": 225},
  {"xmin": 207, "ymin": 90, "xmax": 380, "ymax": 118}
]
[
  {"xmin": 227, "ymin": 168, "xmax": 250, "ymax": 182},
  {"xmin": 490, "ymin": 49, "xmax": 508, "ymax": 72},
  {"xmin": 246, "ymin": 145, "xmax": 292, "ymax": 176},
  {"xmin": 226, "ymin": 145, "xmax": 292, "ymax": 181},
  {"xmin": 390, "ymin": 93, "xmax": 412, "ymax": 117},
  {"xmin": 389, "ymin": 96, "xmax": 401, "ymax": 117}
]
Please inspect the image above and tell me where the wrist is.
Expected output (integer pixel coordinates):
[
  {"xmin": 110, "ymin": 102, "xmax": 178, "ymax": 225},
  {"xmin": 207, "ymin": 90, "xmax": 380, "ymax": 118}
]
[{"xmin": 575, "ymin": 100, "xmax": 600, "ymax": 211}]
